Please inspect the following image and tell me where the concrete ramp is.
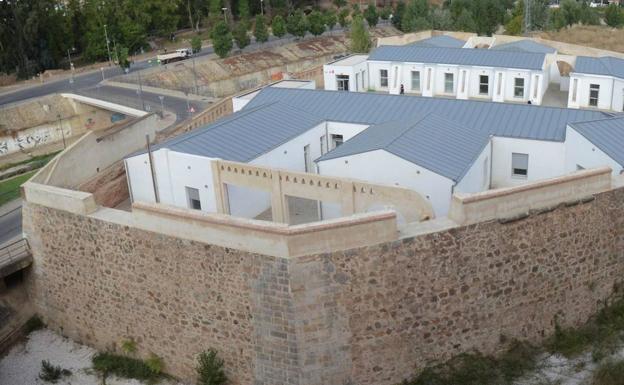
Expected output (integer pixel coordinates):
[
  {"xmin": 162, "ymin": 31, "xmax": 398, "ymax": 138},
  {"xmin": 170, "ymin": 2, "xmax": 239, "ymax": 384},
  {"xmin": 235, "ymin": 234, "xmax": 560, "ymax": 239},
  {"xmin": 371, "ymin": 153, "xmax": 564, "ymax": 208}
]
[{"xmin": 60, "ymin": 93, "xmax": 147, "ymax": 117}]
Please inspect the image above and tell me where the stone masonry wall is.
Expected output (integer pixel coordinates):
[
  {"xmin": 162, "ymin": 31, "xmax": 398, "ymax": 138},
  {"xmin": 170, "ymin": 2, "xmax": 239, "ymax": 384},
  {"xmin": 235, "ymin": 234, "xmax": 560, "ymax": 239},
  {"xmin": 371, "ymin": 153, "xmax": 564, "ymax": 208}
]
[{"xmin": 23, "ymin": 185, "xmax": 624, "ymax": 385}]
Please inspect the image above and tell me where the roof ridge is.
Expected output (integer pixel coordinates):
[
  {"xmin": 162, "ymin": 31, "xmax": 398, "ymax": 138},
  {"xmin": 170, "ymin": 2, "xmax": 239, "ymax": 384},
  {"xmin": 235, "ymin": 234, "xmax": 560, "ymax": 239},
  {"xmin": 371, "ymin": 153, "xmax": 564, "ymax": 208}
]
[
  {"xmin": 375, "ymin": 43, "xmax": 547, "ymax": 57},
  {"xmin": 568, "ymin": 113, "xmax": 622, "ymax": 127}
]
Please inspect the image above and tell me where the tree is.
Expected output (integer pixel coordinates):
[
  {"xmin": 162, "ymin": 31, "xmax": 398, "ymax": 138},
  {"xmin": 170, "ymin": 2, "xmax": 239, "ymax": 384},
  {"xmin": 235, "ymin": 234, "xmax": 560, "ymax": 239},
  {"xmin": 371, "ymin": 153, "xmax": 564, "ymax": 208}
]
[
  {"xmin": 560, "ymin": 0, "xmax": 581, "ymax": 27},
  {"xmin": 210, "ymin": 21, "xmax": 233, "ymax": 58},
  {"xmin": 272, "ymin": 15, "xmax": 286, "ymax": 37},
  {"xmin": 580, "ymin": 2, "xmax": 599, "ymax": 26},
  {"xmin": 117, "ymin": 46, "xmax": 130, "ymax": 69},
  {"xmin": 350, "ymin": 15, "xmax": 371, "ymax": 53},
  {"xmin": 380, "ymin": 6, "xmax": 392, "ymax": 20},
  {"xmin": 209, "ymin": 0, "xmax": 223, "ymax": 23},
  {"xmin": 324, "ymin": 9, "xmax": 338, "ymax": 31},
  {"xmin": 505, "ymin": 14, "xmax": 523, "ymax": 35},
  {"xmin": 233, "ymin": 22, "xmax": 250, "ymax": 49},
  {"xmin": 308, "ymin": 11, "xmax": 326, "ymax": 36},
  {"xmin": 338, "ymin": 9, "xmax": 351, "ymax": 28},
  {"xmin": 364, "ymin": 4, "xmax": 379, "ymax": 27},
  {"xmin": 333, "ymin": 0, "xmax": 347, "ymax": 7},
  {"xmin": 605, "ymin": 3, "xmax": 624, "ymax": 28},
  {"xmin": 548, "ymin": 8, "xmax": 567, "ymax": 31},
  {"xmin": 392, "ymin": 1, "xmax": 406, "ymax": 29},
  {"xmin": 254, "ymin": 15, "xmax": 269, "ymax": 42},
  {"xmin": 191, "ymin": 36, "xmax": 202, "ymax": 53},
  {"xmin": 286, "ymin": 10, "xmax": 308, "ymax": 38},
  {"xmin": 238, "ymin": 0, "xmax": 250, "ymax": 20},
  {"xmin": 431, "ymin": 8, "xmax": 453, "ymax": 31},
  {"xmin": 473, "ymin": 0, "xmax": 504, "ymax": 36},
  {"xmin": 401, "ymin": 0, "xmax": 429, "ymax": 32},
  {"xmin": 455, "ymin": 8, "xmax": 477, "ymax": 32},
  {"xmin": 196, "ymin": 349, "xmax": 227, "ymax": 385}
]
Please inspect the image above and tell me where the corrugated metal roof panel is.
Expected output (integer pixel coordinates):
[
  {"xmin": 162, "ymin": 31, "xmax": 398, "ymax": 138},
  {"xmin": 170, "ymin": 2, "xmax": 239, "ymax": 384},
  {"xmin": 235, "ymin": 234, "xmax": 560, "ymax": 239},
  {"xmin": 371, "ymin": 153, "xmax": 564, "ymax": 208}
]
[
  {"xmin": 317, "ymin": 114, "xmax": 489, "ymax": 181},
  {"xmin": 368, "ymin": 45, "xmax": 546, "ymax": 70},
  {"xmin": 152, "ymin": 101, "xmax": 324, "ymax": 161},
  {"xmin": 410, "ymin": 35, "xmax": 466, "ymax": 49},
  {"xmin": 491, "ymin": 40, "xmax": 556, "ymax": 54},
  {"xmin": 246, "ymin": 87, "xmax": 609, "ymax": 142},
  {"xmin": 575, "ymin": 56, "xmax": 624, "ymax": 79},
  {"xmin": 569, "ymin": 116, "xmax": 624, "ymax": 166}
]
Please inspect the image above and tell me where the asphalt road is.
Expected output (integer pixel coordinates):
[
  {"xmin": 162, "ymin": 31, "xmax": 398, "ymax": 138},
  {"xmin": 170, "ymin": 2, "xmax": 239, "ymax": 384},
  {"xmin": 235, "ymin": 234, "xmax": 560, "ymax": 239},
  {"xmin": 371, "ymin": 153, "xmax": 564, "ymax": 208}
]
[{"xmin": 0, "ymin": 203, "xmax": 22, "ymax": 246}]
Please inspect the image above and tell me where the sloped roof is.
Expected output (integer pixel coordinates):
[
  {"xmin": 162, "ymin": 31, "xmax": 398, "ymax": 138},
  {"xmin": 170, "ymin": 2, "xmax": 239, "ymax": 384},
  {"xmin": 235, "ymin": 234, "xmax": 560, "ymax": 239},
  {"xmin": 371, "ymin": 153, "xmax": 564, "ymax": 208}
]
[
  {"xmin": 491, "ymin": 40, "xmax": 556, "ymax": 54},
  {"xmin": 150, "ymin": 101, "xmax": 323, "ymax": 162},
  {"xmin": 316, "ymin": 115, "xmax": 490, "ymax": 181},
  {"xmin": 574, "ymin": 56, "xmax": 624, "ymax": 79},
  {"xmin": 410, "ymin": 35, "xmax": 466, "ymax": 49},
  {"xmin": 569, "ymin": 116, "xmax": 624, "ymax": 167},
  {"xmin": 368, "ymin": 45, "xmax": 546, "ymax": 70},
  {"xmin": 246, "ymin": 87, "xmax": 609, "ymax": 142}
]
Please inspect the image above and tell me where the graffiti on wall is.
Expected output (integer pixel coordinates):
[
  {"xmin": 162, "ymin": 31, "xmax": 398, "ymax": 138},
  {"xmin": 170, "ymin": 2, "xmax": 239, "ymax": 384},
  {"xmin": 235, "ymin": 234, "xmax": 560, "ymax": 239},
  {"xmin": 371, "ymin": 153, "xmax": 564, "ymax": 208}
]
[{"xmin": 0, "ymin": 127, "xmax": 56, "ymax": 155}]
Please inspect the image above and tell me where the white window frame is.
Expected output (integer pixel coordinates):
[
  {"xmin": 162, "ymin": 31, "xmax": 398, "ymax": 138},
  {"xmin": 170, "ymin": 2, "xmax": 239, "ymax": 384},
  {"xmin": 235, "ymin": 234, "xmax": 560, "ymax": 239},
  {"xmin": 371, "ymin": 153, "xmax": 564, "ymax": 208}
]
[
  {"xmin": 336, "ymin": 75, "xmax": 349, "ymax": 91},
  {"xmin": 514, "ymin": 78, "xmax": 525, "ymax": 98},
  {"xmin": 511, "ymin": 153, "xmax": 529, "ymax": 179},
  {"xmin": 320, "ymin": 135, "xmax": 327, "ymax": 155},
  {"xmin": 589, "ymin": 84, "xmax": 600, "ymax": 107},
  {"xmin": 380, "ymin": 69, "xmax": 388, "ymax": 88},
  {"xmin": 411, "ymin": 70, "xmax": 420, "ymax": 92},
  {"xmin": 186, "ymin": 187, "xmax": 201, "ymax": 210},
  {"xmin": 479, "ymin": 75, "xmax": 489, "ymax": 95},
  {"xmin": 304, "ymin": 144, "xmax": 312, "ymax": 173},
  {"xmin": 572, "ymin": 78, "xmax": 578, "ymax": 102},
  {"xmin": 331, "ymin": 134, "xmax": 343, "ymax": 149},
  {"xmin": 444, "ymin": 73, "xmax": 454, "ymax": 94}
]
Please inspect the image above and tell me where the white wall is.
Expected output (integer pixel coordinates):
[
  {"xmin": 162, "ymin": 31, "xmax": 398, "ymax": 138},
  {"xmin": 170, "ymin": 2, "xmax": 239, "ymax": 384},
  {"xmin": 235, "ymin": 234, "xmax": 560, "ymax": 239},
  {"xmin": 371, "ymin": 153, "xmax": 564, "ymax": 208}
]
[
  {"xmin": 568, "ymin": 73, "xmax": 614, "ymax": 110},
  {"xmin": 323, "ymin": 61, "xmax": 368, "ymax": 92},
  {"xmin": 455, "ymin": 141, "xmax": 492, "ymax": 193},
  {"xmin": 490, "ymin": 137, "xmax": 565, "ymax": 188},
  {"xmin": 326, "ymin": 121, "xmax": 369, "ymax": 144},
  {"xmin": 612, "ymin": 78, "xmax": 624, "ymax": 112},
  {"xmin": 317, "ymin": 149, "xmax": 454, "ymax": 217},
  {"xmin": 564, "ymin": 126, "xmax": 623, "ymax": 175}
]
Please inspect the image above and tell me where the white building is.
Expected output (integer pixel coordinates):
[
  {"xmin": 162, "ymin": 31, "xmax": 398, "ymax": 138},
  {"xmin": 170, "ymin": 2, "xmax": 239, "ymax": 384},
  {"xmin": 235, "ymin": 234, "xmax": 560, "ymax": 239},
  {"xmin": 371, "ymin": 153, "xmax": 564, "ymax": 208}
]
[
  {"xmin": 324, "ymin": 43, "xmax": 550, "ymax": 104},
  {"xmin": 568, "ymin": 56, "xmax": 624, "ymax": 112},
  {"xmin": 125, "ymin": 88, "xmax": 624, "ymax": 221}
]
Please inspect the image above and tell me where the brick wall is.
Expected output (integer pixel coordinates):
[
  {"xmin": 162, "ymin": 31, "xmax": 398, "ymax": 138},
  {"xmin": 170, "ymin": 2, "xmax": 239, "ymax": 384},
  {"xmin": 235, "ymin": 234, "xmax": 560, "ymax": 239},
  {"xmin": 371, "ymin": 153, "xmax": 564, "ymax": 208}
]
[{"xmin": 23, "ymin": 185, "xmax": 624, "ymax": 385}]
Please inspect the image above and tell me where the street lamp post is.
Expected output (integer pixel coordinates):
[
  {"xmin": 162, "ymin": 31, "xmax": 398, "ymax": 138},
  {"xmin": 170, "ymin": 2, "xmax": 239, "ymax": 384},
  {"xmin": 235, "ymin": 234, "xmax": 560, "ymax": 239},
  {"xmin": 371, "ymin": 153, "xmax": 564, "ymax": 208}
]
[
  {"xmin": 222, "ymin": 7, "xmax": 228, "ymax": 23},
  {"xmin": 67, "ymin": 47, "xmax": 75, "ymax": 87},
  {"xmin": 158, "ymin": 95, "xmax": 165, "ymax": 118},
  {"xmin": 192, "ymin": 56, "xmax": 198, "ymax": 94},
  {"xmin": 136, "ymin": 69, "xmax": 145, "ymax": 110},
  {"xmin": 104, "ymin": 24, "xmax": 112, "ymax": 66},
  {"xmin": 186, "ymin": 91, "xmax": 191, "ymax": 119},
  {"xmin": 100, "ymin": 67, "xmax": 105, "ymax": 81},
  {"xmin": 260, "ymin": 0, "xmax": 264, "ymax": 16}
]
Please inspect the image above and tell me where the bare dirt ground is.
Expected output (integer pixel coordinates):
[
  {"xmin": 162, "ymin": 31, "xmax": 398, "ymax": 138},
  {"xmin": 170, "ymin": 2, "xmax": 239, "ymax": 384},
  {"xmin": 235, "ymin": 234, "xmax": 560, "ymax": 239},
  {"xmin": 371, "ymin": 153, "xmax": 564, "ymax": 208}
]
[{"xmin": 539, "ymin": 25, "xmax": 624, "ymax": 54}]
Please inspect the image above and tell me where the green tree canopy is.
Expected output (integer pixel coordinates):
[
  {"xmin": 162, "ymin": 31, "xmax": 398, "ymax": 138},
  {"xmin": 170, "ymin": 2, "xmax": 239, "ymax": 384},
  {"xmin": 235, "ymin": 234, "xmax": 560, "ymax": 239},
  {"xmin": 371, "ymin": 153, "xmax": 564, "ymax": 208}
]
[
  {"xmin": 210, "ymin": 21, "xmax": 233, "ymax": 58},
  {"xmin": 350, "ymin": 15, "xmax": 371, "ymax": 53},
  {"xmin": 324, "ymin": 9, "xmax": 338, "ymax": 31},
  {"xmin": 272, "ymin": 15, "xmax": 287, "ymax": 37},
  {"xmin": 233, "ymin": 22, "xmax": 250, "ymax": 49},
  {"xmin": 364, "ymin": 4, "xmax": 379, "ymax": 27},
  {"xmin": 454, "ymin": 8, "xmax": 477, "ymax": 32},
  {"xmin": 286, "ymin": 10, "xmax": 308, "ymax": 38},
  {"xmin": 191, "ymin": 36, "xmax": 202, "ymax": 53},
  {"xmin": 338, "ymin": 9, "xmax": 351, "ymax": 28},
  {"xmin": 308, "ymin": 11, "xmax": 326, "ymax": 36},
  {"xmin": 254, "ymin": 15, "xmax": 269, "ymax": 42},
  {"xmin": 605, "ymin": 3, "xmax": 624, "ymax": 28}
]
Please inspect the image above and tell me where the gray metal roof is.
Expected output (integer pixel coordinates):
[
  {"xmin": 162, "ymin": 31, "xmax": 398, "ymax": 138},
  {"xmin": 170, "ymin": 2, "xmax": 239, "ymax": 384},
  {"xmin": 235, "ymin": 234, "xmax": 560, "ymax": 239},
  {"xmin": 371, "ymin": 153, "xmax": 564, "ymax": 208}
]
[
  {"xmin": 410, "ymin": 35, "xmax": 466, "ymax": 49},
  {"xmin": 316, "ymin": 115, "xmax": 489, "ymax": 181},
  {"xmin": 246, "ymin": 87, "xmax": 610, "ymax": 142},
  {"xmin": 151, "ymin": 101, "xmax": 323, "ymax": 162},
  {"xmin": 569, "ymin": 116, "xmax": 624, "ymax": 167},
  {"xmin": 574, "ymin": 56, "xmax": 624, "ymax": 79},
  {"xmin": 368, "ymin": 45, "xmax": 546, "ymax": 70},
  {"xmin": 491, "ymin": 40, "xmax": 556, "ymax": 54}
]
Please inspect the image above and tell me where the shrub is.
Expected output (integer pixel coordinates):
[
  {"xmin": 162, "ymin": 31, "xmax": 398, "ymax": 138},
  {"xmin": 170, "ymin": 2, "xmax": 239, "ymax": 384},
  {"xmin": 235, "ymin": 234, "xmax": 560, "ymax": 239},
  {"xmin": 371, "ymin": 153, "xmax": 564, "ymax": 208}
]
[
  {"xmin": 191, "ymin": 36, "xmax": 202, "ymax": 54},
  {"xmin": 254, "ymin": 15, "xmax": 269, "ymax": 43},
  {"xmin": 39, "ymin": 360, "xmax": 71, "ymax": 383},
  {"xmin": 307, "ymin": 10, "xmax": 326, "ymax": 36},
  {"xmin": 24, "ymin": 315, "xmax": 45, "ymax": 334},
  {"xmin": 364, "ymin": 3, "xmax": 378, "ymax": 27},
  {"xmin": 286, "ymin": 10, "xmax": 308, "ymax": 38},
  {"xmin": 233, "ymin": 22, "xmax": 250, "ymax": 49},
  {"xmin": 210, "ymin": 21, "xmax": 233, "ymax": 58},
  {"xmin": 145, "ymin": 352, "xmax": 164, "ymax": 375},
  {"xmin": 92, "ymin": 352, "xmax": 161, "ymax": 382},
  {"xmin": 272, "ymin": 15, "xmax": 286, "ymax": 37},
  {"xmin": 120, "ymin": 338, "xmax": 137, "ymax": 356},
  {"xmin": 196, "ymin": 349, "xmax": 227, "ymax": 385},
  {"xmin": 592, "ymin": 359, "xmax": 624, "ymax": 385},
  {"xmin": 349, "ymin": 15, "xmax": 371, "ymax": 53}
]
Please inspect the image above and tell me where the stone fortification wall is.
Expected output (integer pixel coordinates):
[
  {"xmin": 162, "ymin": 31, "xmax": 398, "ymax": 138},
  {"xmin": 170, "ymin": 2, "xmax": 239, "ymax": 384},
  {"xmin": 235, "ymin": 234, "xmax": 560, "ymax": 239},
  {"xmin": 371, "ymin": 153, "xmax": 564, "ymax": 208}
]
[{"xmin": 22, "ymin": 184, "xmax": 624, "ymax": 384}]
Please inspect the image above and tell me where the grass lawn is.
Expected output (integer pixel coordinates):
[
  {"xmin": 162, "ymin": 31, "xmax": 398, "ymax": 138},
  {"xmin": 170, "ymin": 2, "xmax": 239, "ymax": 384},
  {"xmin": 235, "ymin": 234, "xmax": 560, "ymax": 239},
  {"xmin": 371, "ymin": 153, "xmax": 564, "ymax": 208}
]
[{"xmin": 0, "ymin": 171, "xmax": 36, "ymax": 206}]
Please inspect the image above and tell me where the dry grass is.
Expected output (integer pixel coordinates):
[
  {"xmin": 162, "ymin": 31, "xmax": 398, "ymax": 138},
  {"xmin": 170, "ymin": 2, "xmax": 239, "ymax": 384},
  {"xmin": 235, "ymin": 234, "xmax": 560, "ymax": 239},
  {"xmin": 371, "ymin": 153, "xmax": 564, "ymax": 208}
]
[{"xmin": 539, "ymin": 25, "xmax": 624, "ymax": 54}]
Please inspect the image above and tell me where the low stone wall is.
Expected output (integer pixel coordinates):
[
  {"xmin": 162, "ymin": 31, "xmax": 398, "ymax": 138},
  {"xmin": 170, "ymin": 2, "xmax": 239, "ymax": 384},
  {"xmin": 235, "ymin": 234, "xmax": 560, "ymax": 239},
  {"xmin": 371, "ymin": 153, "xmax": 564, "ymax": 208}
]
[{"xmin": 22, "ymin": 179, "xmax": 624, "ymax": 384}]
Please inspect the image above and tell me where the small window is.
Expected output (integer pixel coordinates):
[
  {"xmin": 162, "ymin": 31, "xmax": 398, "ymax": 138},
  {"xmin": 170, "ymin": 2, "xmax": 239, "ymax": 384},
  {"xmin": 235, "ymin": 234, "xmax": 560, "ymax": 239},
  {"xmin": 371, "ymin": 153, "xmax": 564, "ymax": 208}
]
[
  {"xmin": 533, "ymin": 75, "xmax": 539, "ymax": 99},
  {"xmin": 186, "ymin": 187, "xmax": 201, "ymax": 210},
  {"xmin": 426, "ymin": 68, "xmax": 432, "ymax": 91},
  {"xmin": 336, "ymin": 75, "xmax": 349, "ymax": 91},
  {"xmin": 331, "ymin": 134, "xmax": 343, "ymax": 149},
  {"xmin": 411, "ymin": 71, "xmax": 420, "ymax": 91},
  {"xmin": 444, "ymin": 73, "xmax": 454, "ymax": 93},
  {"xmin": 511, "ymin": 153, "xmax": 528, "ymax": 178},
  {"xmin": 572, "ymin": 78, "xmax": 578, "ymax": 102},
  {"xmin": 479, "ymin": 75, "xmax": 489, "ymax": 95},
  {"xmin": 380, "ymin": 69, "xmax": 388, "ymax": 87},
  {"xmin": 304, "ymin": 144, "xmax": 312, "ymax": 172},
  {"xmin": 320, "ymin": 135, "xmax": 327, "ymax": 155},
  {"xmin": 497, "ymin": 73, "xmax": 503, "ymax": 96},
  {"xmin": 589, "ymin": 84, "xmax": 600, "ymax": 107},
  {"xmin": 461, "ymin": 70, "xmax": 467, "ymax": 93},
  {"xmin": 514, "ymin": 78, "xmax": 525, "ymax": 98}
]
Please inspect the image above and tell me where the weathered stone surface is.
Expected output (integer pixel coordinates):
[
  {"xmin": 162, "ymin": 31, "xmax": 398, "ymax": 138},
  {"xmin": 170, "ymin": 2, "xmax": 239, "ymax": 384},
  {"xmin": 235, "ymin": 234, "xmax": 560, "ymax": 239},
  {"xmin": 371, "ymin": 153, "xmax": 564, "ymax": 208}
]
[{"xmin": 22, "ymin": 186, "xmax": 624, "ymax": 385}]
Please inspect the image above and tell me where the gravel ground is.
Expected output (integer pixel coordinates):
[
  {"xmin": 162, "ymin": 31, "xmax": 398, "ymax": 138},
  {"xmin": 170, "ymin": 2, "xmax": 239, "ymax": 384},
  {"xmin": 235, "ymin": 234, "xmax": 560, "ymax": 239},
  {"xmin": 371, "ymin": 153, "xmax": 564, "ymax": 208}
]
[{"xmin": 0, "ymin": 329, "xmax": 188, "ymax": 385}]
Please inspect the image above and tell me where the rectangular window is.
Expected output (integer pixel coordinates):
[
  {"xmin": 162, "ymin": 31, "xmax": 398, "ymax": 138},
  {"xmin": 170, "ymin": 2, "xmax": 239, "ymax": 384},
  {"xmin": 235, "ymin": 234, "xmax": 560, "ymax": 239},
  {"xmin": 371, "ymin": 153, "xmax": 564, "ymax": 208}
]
[
  {"xmin": 336, "ymin": 75, "xmax": 349, "ymax": 91},
  {"xmin": 304, "ymin": 144, "xmax": 312, "ymax": 173},
  {"xmin": 444, "ymin": 73, "xmax": 454, "ymax": 93},
  {"xmin": 461, "ymin": 70, "xmax": 467, "ymax": 93},
  {"xmin": 572, "ymin": 78, "xmax": 578, "ymax": 102},
  {"xmin": 514, "ymin": 78, "xmax": 525, "ymax": 98},
  {"xmin": 380, "ymin": 69, "xmax": 388, "ymax": 87},
  {"xmin": 320, "ymin": 135, "xmax": 327, "ymax": 155},
  {"xmin": 589, "ymin": 84, "xmax": 600, "ymax": 107},
  {"xmin": 355, "ymin": 73, "xmax": 360, "ymax": 91},
  {"xmin": 533, "ymin": 75, "xmax": 539, "ymax": 98},
  {"xmin": 331, "ymin": 134, "xmax": 343, "ymax": 149},
  {"xmin": 186, "ymin": 187, "xmax": 201, "ymax": 210},
  {"xmin": 427, "ymin": 68, "xmax": 432, "ymax": 91},
  {"xmin": 479, "ymin": 75, "xmax": 489, "ymax": 95},
  {"xmin": 511, "ymin": 153, "xmax": 529, "ymax": 178},
  {"xmin": 497, "ymin": 73, "xmax": 502, "ymax": 96},
  {"xmin": 411, "ymin": 71, "xmax": 420, "ymax": 91}
]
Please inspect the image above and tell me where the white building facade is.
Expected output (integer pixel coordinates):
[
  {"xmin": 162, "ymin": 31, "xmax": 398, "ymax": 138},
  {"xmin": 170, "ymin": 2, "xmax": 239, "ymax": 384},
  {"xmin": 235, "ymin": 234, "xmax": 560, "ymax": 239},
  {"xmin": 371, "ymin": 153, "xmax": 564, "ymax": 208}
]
[{"xmin": 568, "ymin": 56, "xmax": 624, "ymax": 112}]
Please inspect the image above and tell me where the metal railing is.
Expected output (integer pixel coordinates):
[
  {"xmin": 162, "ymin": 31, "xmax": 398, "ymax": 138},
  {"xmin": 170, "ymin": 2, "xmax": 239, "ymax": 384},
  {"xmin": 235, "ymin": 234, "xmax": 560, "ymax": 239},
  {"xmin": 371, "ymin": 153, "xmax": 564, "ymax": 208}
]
[{"xmin": 0, "ymin": 238, "xmax": 30, "ymax": 268}]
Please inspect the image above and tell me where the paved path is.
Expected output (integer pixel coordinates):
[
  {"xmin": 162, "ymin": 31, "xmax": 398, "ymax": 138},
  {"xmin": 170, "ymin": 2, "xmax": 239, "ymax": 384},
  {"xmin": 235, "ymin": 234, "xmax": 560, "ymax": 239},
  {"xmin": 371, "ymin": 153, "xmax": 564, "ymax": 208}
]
[{"xmin": 0, "ymin": 199, "xmax": 23, "ymax": 247}]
